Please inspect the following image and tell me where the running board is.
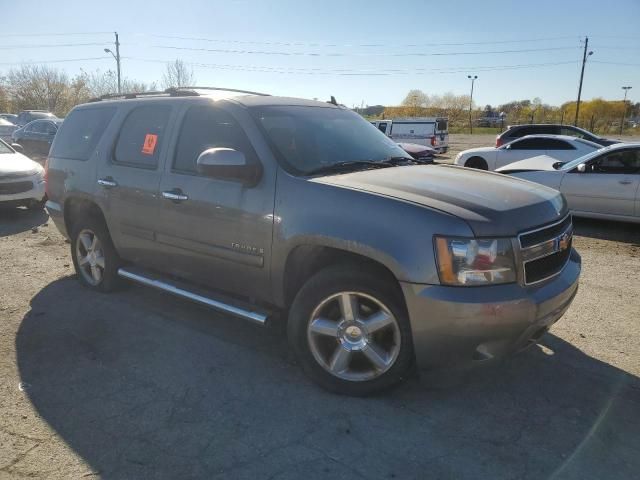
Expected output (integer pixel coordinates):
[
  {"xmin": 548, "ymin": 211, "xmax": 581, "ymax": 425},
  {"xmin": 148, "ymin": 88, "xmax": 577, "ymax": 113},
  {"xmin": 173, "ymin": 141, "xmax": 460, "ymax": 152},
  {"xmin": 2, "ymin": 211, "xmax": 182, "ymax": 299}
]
[{"xmin": 117, "ymin": 267, "xmax": 269, "ymax": 325}]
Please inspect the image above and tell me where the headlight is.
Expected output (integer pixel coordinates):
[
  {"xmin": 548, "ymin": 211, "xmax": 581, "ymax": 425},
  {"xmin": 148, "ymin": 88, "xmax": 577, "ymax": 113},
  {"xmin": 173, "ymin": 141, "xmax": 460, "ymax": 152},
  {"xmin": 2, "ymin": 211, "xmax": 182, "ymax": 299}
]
[{"xmin": 435, "ymin": 236, "xmax": 516, "ymax": 286}]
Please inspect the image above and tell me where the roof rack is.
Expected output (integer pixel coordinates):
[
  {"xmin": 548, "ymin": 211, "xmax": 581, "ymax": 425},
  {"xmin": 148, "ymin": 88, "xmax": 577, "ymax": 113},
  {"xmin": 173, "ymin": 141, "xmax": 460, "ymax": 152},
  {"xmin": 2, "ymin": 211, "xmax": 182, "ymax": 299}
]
[{"xmin": 88, "ymin": 86, "xmax": 269, "ymax": 103}]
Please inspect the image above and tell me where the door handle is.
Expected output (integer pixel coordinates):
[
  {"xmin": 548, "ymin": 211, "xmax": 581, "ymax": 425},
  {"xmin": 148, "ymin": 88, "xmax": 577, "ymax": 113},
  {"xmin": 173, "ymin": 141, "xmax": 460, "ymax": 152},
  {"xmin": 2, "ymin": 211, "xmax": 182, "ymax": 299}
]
[
  {"xmin": 97, "ymin": 177, "xmax": 118, "ymax": 188},
  {"xmin": 619, "ymin": 180, "xmax": 633, "ymax": 185},
  {"xmin": 162, "ymin": 189, "xmax": 189, "ymax": 202}
]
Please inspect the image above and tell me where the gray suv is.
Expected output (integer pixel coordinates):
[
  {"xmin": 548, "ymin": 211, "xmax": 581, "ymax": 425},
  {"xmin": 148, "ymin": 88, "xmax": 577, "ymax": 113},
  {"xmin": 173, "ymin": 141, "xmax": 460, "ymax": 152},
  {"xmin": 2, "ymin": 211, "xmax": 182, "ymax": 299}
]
[{"xmin": 46, "ymin": 88, "xmax": 581, "ymax": 395}]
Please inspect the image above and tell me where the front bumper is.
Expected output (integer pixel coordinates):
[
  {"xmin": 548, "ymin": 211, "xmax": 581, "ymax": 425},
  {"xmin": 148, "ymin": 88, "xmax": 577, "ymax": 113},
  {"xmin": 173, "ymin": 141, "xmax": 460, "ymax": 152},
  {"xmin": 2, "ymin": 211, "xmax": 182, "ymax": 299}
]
[
  {"xmin": 0, "ymin": 177, "xmax": 45, "ymax": 204},
  {"xmin": 402, "ymin": 248, "xmax": 581, "ymax": 369}
]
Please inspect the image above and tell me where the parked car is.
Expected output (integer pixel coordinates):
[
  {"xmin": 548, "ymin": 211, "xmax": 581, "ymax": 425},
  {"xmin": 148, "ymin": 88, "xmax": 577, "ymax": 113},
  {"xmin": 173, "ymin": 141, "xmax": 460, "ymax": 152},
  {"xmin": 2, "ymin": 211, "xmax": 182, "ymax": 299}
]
[
  {"xmin": 497, "ymin": 143, "xmax": 640, "ymax": 223},
  {"xmin": 397, "ymin": 142, "xmax": 436, "ymax": 162},
  {"xmin": 454, "ymin": 135, "xmax": 601, "ymax": 171},
  {"xmin": 11, "ymin": 118, "xmax": 63, "ymax": 160},
  {"xmin": 0, "ymin": 113, "xmax": 18, "ymax": 124},
  {"xmin": 14, "ymin": 110, "xmax": 58, "ymax": 126},
  {"xmin": 46, "ymin": 89, "xmax": 580, "ymax": 395},
  {"xmin": 0, "ymin": 118, "xmax": 19, "ymax": 143},
  {"xmin": 371, "ymin": 118, "xmax": 449, "ymax": 153},
  {"xmin": 0, "ymin": 139, "xmax": 46, "ymax": 209},
  {"xmin": 496, "ymin": 124, "xmax": 619, "ymax": 148}
]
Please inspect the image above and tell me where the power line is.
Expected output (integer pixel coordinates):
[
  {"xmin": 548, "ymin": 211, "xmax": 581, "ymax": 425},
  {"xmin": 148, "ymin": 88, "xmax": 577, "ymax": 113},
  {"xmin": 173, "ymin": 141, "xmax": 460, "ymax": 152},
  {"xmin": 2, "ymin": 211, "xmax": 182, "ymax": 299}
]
[
  {"xmin": 591, "ymin": 60, "xmax": 640, "ymax": 67},
  {"xmin": 0, "ymin": 57, "xmax": 111, "ymax": 66},
  {"xmin": 0, "ymin": 42, "xmax": 109, "ymax": 49},
  {"xmin": 144, "ymin": 33, "xmax": 580, "ymax": 48},
  {"xmin": 129, "ymin": 57, "xmax": 579, "ymax": 75},
  {"xmin": 151, "ymin": 44, "xmax": 581, "ymax": 57},
  {"xmin": 0, "ymin": 32, "xmax": 112, "ymax": 37}
]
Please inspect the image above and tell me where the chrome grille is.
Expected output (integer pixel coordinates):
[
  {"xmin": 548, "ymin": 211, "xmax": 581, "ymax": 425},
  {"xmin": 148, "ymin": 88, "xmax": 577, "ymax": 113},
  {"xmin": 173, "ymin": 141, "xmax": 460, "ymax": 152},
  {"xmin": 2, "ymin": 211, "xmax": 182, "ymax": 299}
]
[
  {"xmin": 0, "ymin": 181, "xmax": 33, "ymax": 195},
  {"xmin": 519, "ymin": 215, "xmax": 573, "ymax": 285}
]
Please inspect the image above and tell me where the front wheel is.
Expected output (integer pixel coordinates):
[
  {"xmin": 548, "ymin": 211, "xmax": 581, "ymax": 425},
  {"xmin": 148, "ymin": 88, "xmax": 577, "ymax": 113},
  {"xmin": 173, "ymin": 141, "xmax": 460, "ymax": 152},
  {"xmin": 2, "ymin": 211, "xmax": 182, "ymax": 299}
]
[
  {"xmin": 464, "ymin": 156, "xmax": 488, "ymax": 170},
  {"xmin": 288, "ymin": 266, "xmax": 414, "ymax": 396}
]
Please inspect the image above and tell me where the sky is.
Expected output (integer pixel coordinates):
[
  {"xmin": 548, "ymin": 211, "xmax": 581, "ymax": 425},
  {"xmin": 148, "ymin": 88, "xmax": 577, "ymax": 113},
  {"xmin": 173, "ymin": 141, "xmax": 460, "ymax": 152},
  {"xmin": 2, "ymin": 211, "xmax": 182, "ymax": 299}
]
[{"xmin": 1, "ymin": 0, "xmax": 639, "ymax": 109}]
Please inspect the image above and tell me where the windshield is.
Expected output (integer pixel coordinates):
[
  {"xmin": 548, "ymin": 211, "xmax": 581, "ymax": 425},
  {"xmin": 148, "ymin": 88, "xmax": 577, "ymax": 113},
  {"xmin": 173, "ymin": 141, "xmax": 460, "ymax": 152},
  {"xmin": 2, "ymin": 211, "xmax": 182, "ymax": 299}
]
[
  {"xmin": 560, "ymin": 146, "xmax": 609, "ymax": 170},
  {"xmin": 250, "ymin": 105, "xmax": 409, "ymax": 175}
]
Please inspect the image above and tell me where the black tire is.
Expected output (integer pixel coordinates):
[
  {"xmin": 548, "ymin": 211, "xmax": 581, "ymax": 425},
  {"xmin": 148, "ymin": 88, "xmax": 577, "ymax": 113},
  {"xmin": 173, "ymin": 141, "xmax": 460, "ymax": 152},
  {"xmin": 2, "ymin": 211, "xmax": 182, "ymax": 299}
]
[
  {"xmin": 288, "ymin": 265, "xmax": 414, "ymax": 396},
  {"xmin": 465, "ymin": 156, "xmax": 488, "ymax": 170},
  {"xmin": 70, "ymin": 215, "xmax": 121, "ymax": 292}
]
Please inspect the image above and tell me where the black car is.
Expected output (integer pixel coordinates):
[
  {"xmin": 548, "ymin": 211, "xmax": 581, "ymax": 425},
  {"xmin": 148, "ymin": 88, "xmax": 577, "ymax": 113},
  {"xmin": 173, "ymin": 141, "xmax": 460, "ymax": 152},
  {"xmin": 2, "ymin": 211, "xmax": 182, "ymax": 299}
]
[
  {"xmin": 496, "ymin": 124, "xmax": 619, "ymax": 148},
  {"xmin": 12, "ymin": 118, "xmax": 63, "ymax": 160},
  {"xmin": 15, "ymin": 110, "xmax": 58, "ymax": 126}
]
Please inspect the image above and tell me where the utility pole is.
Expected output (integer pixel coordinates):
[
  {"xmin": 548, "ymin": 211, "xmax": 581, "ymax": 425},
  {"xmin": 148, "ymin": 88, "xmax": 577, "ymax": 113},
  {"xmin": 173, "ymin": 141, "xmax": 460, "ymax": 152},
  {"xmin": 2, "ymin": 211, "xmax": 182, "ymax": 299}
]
[
  {"xmin": 115, "ymin": 32, "xmax": 121, "ymax": 94},
  {"xmin": 574, "ymin": 36, "xmax": 593, "ymax": 126},
  {"xmin": 620, "ymin": 86, "xmax": 632, "ymax": 135},
  {"xmin": 467, "ymin": 75, "xmax": 477, "ymax": 134},
  {"xmin": 104, "ymin": 32, "xmax": 122, "ymax": 94}
]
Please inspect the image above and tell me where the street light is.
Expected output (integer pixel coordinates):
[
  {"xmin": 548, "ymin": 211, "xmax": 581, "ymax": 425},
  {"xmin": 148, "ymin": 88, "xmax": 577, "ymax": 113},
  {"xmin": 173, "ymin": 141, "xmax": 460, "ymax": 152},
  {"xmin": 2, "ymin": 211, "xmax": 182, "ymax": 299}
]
[
  {"xmin": 467, "ymin": 75, "xmax": 477, "ymax": 134},
  {"xmin": 620, "ymin": 86, "xmax": 632, "ymax": 135}
]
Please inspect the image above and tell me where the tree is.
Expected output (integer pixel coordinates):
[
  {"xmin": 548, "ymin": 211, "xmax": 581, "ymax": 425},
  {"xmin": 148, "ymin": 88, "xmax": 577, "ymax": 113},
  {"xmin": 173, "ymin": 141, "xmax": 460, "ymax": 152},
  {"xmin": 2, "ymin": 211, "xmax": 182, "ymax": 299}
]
[
  {"xmin": 401, "ymin": 89, "xmax": 429, "ymax": 116},
  {"xmin": 161, "ymin": 59, "xmax": 195, "ymax": 89},
  {"xmin": 79, "ymin": 69, "xmax": 157, "ymax": 98}
]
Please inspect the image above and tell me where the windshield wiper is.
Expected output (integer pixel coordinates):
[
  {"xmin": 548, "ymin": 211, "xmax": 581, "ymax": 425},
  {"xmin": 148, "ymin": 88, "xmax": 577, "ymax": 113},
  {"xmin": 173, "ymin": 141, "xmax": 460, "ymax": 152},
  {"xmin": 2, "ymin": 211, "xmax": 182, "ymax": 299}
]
[
  {"xmin": 305, "ymin": 160, "xmax": 393, "ymax": 176},
  {"xmin": 383, "ymin": 156, "xmax": 430, "ymax": 165}
]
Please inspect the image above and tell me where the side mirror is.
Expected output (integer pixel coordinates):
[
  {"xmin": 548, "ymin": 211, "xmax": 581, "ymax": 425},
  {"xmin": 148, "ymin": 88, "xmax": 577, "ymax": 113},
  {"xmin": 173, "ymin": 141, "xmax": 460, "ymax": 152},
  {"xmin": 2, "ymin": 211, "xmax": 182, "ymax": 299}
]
[
  {"xmin": 196, "ymin": 148, "xmax": 262, "ymax": 186},
  {"xmin": 11, "ymin": 143, "xmax": 24, "ymax": 153},
  {"xmin": 577, "ymin": 163, "xmax": 586, "ymax": 173}
]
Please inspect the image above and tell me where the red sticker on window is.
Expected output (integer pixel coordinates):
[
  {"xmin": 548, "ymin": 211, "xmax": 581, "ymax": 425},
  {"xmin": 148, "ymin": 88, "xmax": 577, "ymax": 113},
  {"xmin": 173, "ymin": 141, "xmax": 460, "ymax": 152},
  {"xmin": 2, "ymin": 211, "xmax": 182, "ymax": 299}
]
[{"xmin": 141, "ymin": 134, "xmax": 158, "ymax": 155}]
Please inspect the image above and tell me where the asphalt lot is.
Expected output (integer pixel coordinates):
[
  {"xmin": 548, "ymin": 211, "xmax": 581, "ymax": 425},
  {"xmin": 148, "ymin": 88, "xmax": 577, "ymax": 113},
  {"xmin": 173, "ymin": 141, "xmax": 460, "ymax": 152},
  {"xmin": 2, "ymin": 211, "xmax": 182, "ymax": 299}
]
[{"xmin": 0, "ymin": 166, "xmax": 639, "ymax": 479}]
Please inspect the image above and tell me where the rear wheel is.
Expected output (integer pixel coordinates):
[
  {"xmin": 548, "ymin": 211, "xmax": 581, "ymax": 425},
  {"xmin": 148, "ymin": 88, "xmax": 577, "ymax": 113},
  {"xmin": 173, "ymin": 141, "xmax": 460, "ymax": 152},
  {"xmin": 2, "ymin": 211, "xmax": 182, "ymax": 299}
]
[
  {"xmin": 465, "ymin": 156, "xmax": 488, "ymax": 170},
  {"xmin": 70, "ymin": 216, "xmax": 121, "ymax": 292},
  {"xmin": 288, "ymin": 266, "xmax": 414, "ymax": 396}
]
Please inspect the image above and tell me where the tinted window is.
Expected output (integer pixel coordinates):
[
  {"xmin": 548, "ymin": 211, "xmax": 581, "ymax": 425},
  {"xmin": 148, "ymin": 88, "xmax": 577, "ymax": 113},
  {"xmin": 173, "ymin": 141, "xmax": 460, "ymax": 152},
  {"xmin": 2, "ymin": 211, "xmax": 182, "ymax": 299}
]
[
  {"xmin": 51, "ymin": 107, "xmax": 116, "ymax": 161},
  {"xmin": 436, "ymin": 119, "xmax": 447, "ymax": 131},
  {"xmin": 114, "ymin": 105, "xmax": 171, "ymax": 169},
  {"xmin": 43, "ymin": 122, "xmax": 57, "ymax": 135},
  {"xmin": 377, "ymin": 122, "xmax": 388, "ymax": 133},
  {"xmin": 30, "ymin": 121, "xmax": 47, "ymax": 134},
  {"xmin": 509, "ymin": 138, "xmax": 548, "ymax": 150},
  {"xmin": 542, "ymin": 139, "xmax": 575, "ymax": 150},
  {"xmin": 173, "ymin": 105, "xmax": 256, "ymax": 174}
]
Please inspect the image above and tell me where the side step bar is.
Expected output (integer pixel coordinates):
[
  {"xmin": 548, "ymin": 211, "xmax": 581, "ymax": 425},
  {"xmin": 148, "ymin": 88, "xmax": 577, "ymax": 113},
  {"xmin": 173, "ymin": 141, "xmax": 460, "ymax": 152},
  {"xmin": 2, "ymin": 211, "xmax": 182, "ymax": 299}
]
[{"xmin": 117, "ymin": 267, "xmax": 269, "ymax": 325}]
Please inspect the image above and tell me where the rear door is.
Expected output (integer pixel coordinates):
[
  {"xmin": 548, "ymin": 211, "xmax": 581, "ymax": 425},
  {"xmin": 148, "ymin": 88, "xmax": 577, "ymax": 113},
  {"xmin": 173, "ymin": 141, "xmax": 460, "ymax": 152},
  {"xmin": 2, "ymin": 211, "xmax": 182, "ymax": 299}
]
[
  {"xmin": 154, "ymin": 102, "xmax": 275, "ymax": 301},
  {"xmin": 96, "ymin": 103, "xmax": 176, "ymax": 266},
  {"xmin": 434, "ymin": 118, "xmax": 448, "ymax": 150},
  {"xmin": 560, "ymin": 148, "xmax": 640, "ymax": 217}
]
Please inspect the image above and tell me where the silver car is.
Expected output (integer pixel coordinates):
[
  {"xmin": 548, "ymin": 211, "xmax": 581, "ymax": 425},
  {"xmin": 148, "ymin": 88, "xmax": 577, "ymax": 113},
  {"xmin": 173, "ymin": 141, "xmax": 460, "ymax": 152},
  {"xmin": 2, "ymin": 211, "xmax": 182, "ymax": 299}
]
[
  {"xmin": 0, "ymin": 140, "xmax": 46, "ymax": 209},
  {"xmin": 498, "ymin": 143, "xmax": 640, "ymax": 223},
  {"xmin": 0, "ymin": 118, "xmax": 18, "ymax": 143}
]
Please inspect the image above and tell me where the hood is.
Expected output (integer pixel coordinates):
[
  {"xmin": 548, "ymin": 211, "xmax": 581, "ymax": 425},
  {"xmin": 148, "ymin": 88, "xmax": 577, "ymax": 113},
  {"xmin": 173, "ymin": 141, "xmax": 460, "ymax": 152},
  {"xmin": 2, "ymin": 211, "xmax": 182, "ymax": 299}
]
[
  {"xmin": 312, "ymin": 165, "xmax": 567, "ymax": 237},
  {"xmin": 0, "ymin": 151, "xmax": 43, "ymax": 177},
  {"xmin": 496, "ymin": 155, "xmax": 562, "ymax": 173}
]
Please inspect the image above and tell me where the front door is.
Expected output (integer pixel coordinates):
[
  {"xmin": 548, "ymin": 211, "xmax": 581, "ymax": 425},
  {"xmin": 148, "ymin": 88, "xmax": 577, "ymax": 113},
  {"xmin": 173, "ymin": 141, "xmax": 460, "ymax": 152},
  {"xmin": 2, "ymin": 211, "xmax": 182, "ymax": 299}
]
[
  {"xmin": 154, "ymin": 103, "xmax": 275, "ymax": 302},
  {"xmin": 561, "ymin": 148, "xmax": 640, "ymax": 217},
  {"xmin": 96, "ymin": 103, "xmax": 175, "ymax": 266}
]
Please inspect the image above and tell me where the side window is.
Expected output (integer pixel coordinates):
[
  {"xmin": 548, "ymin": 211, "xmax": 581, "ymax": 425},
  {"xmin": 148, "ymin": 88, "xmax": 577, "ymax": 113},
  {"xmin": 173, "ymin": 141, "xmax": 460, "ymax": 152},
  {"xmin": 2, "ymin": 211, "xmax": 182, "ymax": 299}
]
[
  {"xmin": 377, "ymin": 122, "xmax": 388, "ymax": 133},
  {"xmin": 173, "ymin": 105, "xmax": 257, "ymax": 174},
  {"xmin": 591, "ymin": 150, "xmax": 640, "ymax": 174},
  {"xmin": 51, "ymin": 107, "xmax": 116, "ymax": 161},
  {"xmin": 561, "ymin": 127, "xmax": 584, "ymax": 139},
  {"xmin": 43, "ymin": 122, "xmax": 57, "ymax": 135},
  {"xmin": 31, "ymin": 121, "xmax": 46, "ymax": 134},
  {"xmin": 510, "ymin": 138, "xmax": 547, "ymax": 150},
  {"xmin": 114, "ymin": 105, "xmax": 171, "ymax": 169},
  {"xmin": 542, "ymin": 139, "xmax": 575, "ymax": 150}
]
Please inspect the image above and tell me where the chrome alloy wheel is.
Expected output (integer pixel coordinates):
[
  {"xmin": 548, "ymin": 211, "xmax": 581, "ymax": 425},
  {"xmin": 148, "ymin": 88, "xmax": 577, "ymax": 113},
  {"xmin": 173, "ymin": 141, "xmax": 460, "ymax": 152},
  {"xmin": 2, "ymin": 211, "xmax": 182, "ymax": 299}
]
[
  {"xmin": 75, "ymin": 229, "xmax": 105, "ymax": 286},
  {"xmin": 307, "ymin": 292, "xmax": 401, "ymax": 382}
]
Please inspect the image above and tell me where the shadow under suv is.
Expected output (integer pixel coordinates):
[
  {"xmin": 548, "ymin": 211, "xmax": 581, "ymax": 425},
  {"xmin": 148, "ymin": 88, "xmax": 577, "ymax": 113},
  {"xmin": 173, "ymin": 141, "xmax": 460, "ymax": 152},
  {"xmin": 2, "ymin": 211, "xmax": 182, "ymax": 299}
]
[{"xmin": 45, "ymin": 88, "xmax": 581, "ymax": 395}]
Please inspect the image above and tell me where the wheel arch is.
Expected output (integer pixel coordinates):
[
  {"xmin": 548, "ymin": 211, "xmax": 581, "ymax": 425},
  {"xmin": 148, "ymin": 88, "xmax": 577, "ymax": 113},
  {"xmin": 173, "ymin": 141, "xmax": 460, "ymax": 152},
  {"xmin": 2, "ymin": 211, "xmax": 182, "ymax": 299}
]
[
  {"xmin": 63, "ymin": 196, "xmax": 108, "ymax": 237},
  {"xmin": 280, "ymin": 244, "xmax": 403, "ymax": 310}
]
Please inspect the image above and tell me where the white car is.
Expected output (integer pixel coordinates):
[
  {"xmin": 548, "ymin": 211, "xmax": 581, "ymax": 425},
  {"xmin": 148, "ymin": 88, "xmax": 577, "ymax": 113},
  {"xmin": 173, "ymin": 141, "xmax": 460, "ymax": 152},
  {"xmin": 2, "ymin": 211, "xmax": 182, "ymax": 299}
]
[
  {"xmin": 454, "ymin": 135, "xmax": 601, "ymax": 171},
  {"xmin": 0, "ymin": 140, "xmax": 46, "ymax": 210},
  {"xmin": 0, "ymin": 118, "xmax": 18, "ymax": 143},
  {"xmin": 497, "ymin": 143, "xmax": 640, "ymax": 223}
]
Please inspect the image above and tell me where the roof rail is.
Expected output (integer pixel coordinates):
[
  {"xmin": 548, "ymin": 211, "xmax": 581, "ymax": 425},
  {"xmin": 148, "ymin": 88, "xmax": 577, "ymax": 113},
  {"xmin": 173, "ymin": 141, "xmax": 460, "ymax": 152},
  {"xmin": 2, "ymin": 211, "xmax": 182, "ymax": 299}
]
[
  {"xmin": 88, "ymin": 86, "xmax": 268, "ymax": 103},
  {"xmin": 176, "ymin": 86, "xmax": 270, "ymax": 96}
]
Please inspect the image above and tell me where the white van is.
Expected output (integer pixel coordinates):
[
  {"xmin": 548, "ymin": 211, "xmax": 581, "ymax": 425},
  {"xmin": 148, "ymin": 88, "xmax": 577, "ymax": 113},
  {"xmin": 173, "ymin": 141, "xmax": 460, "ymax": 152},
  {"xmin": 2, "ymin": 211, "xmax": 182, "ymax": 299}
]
[{"xmin": 372, "ymin": 118, "xmax": 449, "ymax": 153}]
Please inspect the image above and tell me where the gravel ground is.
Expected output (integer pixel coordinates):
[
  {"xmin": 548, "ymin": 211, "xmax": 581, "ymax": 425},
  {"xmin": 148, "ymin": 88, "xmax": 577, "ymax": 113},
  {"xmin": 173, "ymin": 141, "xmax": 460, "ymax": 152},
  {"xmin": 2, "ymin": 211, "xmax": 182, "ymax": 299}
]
[{"xmin": 0, "ymin": 203, "xmax": 639, "ymax": 479}]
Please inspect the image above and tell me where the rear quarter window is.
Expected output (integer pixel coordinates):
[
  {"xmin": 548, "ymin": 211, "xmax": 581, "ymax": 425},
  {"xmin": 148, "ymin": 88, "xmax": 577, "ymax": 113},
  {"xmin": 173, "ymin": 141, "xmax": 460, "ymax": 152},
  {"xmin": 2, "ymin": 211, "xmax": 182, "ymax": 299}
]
[{"xmin": 51, "ymin": 107, "xmax": 117, "ymax": 161}]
